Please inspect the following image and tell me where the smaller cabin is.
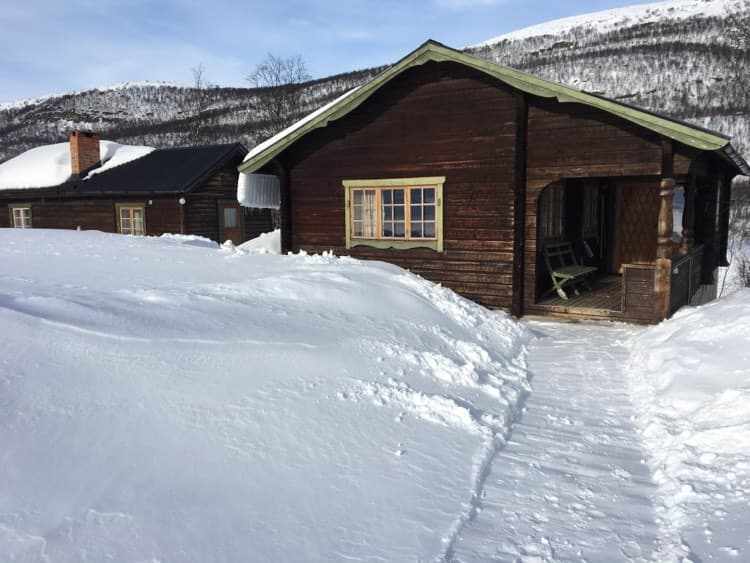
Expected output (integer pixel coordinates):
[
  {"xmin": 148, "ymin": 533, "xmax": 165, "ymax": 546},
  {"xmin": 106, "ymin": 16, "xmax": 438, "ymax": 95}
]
[
  {"xmin": 0, "ymin": 132, "xmax": 273, "ymax": 244},
  {"xmin": 235, "ymin": 40, "xmax": 749, "ymax": 324}
]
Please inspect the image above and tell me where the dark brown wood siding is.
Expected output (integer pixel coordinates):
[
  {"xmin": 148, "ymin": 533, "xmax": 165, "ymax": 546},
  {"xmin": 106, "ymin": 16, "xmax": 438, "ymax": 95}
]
[
  {"xmin": 283, "ymin": 61, "xmax": 519, "ymax": 309},
  {"xmin": 2, "ymin": 196, "xmax": 180, "ymax": 235},
  {"xmin": 2, "ymin": 159, "xmax": 273, "ymax": 242},
  {"xmin": 185, "ymin": 160, "xmax": 273, "ymax": 243}
]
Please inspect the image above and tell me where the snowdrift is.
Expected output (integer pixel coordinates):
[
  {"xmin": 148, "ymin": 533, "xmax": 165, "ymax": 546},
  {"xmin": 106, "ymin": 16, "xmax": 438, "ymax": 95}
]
[
  {"xmin": 628, "ymin": 290, "xmax": 750, "ymax": 558},
  {"xmin": 0, "ymin": 228, "xmax": 530, "ymax": 562}
]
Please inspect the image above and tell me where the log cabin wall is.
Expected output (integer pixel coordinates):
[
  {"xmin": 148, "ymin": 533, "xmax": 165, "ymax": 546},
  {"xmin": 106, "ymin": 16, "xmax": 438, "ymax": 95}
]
[
  {"xmin": 282, "ymin": 61, "xmax": 519, "ymax": 309},
  {"xmin": 2, "ymin": 196, "xmax": 181, "ymax": 235},
  {"xmin": 524, "ymin": 98, "xmax": 666, "ymax": 312},
  {"xmin": 184, "ymin": 160, "xmax": 273, "ymax": 242}
]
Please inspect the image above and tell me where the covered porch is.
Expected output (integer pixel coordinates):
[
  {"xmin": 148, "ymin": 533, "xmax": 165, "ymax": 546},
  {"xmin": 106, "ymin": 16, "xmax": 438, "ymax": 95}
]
[{"xmin": 526, "ymin": 166, "xmax": 729, "ymax": 323}]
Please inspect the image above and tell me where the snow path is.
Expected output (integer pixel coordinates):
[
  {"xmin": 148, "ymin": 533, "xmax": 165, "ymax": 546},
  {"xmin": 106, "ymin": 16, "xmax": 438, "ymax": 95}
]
[{"xmin": 452, "ymin": 321, "xmax": 663, "ymax": 562}]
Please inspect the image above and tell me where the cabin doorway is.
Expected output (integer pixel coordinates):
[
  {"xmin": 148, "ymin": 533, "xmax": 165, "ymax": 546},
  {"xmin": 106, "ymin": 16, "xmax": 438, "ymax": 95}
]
[
  {"xmin": 218, "ymin": 200, "xmax": 244, "ymax": 244},
  {"xmin": 534, "ymin": 179, "xmax": 622, "ymax": 313}
]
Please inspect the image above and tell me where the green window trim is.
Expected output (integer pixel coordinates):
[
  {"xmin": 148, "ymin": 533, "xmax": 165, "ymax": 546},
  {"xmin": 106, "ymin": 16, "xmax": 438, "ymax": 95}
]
[{"xmin": 343, "ymin": 176, "xmax": 445, "ymax": 252}]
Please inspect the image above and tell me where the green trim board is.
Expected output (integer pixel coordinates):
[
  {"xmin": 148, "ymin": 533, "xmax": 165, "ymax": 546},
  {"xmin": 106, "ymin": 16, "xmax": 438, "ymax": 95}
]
[
  {"xmin": 238, "ymin": 40, "xmax": 748, "ymax": 176},
  {"xmin": 343, "ymin": 176, "xmax": 445, "ymax": 252}
]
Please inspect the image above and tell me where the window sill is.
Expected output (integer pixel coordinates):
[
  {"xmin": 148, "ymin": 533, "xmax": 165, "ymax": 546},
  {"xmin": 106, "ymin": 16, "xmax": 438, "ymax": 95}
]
[{"xmin": 349, "ymin": 239, "xmax": 441, "ymax": 251}]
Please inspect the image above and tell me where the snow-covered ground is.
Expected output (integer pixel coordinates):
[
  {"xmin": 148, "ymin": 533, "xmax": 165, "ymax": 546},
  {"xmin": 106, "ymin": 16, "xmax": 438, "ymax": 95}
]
[
  {"xmin": 1, "ymin": 227, "xmax": 748, "ymax": 562},
  {"xmin": 628, "ymin": 291, "xmax": 750, "ymax": 561},
  {"xmin": 0, "ymin": 228, "xmax": 530, "ymax": 561}
]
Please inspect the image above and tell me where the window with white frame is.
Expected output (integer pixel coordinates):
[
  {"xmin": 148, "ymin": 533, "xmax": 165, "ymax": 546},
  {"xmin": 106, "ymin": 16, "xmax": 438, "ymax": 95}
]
[
  {"xmin": 344, "ymin": 177, "xmax": 444, "ymax": 251},
  {"xmin": 10, "ymin": 205, "xmax": 32, "ymax": 228},
  {"xmin": 117, "ymin": 204, "xmax": 146, "ymax": 236}
]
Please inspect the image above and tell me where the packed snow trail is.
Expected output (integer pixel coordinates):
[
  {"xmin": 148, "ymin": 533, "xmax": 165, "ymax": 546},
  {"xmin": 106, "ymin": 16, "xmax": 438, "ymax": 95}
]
[{"xmin": 451, "ymin": 321, "xmax": 663, "ymax": 562}]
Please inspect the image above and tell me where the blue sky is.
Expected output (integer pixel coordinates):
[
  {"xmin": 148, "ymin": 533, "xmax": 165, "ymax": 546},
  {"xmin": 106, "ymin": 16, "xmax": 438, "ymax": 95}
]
[{"xmin": 0, "ymin": 0, "xmax": 655, "ymax": 103}]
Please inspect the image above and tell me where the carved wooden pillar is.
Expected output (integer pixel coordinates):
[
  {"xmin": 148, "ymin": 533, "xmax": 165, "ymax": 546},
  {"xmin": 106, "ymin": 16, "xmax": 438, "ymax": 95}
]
[
  {"xmin": 679, "ymin": 178, "xmax": 696, "ymax": 255},
  {"xmin": 654, "ymin": 178, "xmax": 675, "ymax": 320}
]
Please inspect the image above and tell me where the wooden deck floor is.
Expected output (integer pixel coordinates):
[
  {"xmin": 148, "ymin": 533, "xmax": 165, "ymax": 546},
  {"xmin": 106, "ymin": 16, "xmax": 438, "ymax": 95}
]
[{"xmin": 535, "ymin": 275, "xmax": 623, "ymax": 313}]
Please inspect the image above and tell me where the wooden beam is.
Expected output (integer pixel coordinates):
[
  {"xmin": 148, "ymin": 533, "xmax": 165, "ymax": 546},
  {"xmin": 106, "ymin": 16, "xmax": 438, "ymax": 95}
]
[
  {"xmin": 718, "ymin": 169, "xmax": 732, "ymax": 267},
  {"xmin": 272, "ymin": 159, "xmax": 292, "ymax": 253},
  {"xmin": 679, "ymin": 172, "xmax": 696, "ymax": 255},
  {"xmin": 511, "ymin": 92, "xmax": 528, "ymax": 318},
  {"xmin": 654, "ymin": 177, "xmax": 675, "ymax": 320},
  {"xmin": 661, "ymin": 138, "xmax": 674, "ymax": 178}
]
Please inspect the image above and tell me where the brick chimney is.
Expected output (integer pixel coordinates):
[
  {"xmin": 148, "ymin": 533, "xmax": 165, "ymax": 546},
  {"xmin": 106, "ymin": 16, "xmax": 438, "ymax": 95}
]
[{"xmin": 69, "ymin": 131, "xmax": 101, "ymax": 177}]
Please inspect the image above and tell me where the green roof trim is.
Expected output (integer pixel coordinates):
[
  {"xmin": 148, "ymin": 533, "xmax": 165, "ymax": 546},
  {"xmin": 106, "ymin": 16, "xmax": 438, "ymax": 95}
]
[{"xmin": 239, "ymin": 40, "xmax": 746, "ymax": 175}]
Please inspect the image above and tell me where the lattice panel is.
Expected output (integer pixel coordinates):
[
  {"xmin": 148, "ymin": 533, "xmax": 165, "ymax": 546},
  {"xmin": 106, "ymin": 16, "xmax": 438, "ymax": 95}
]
[{"xmin": 615, "ymin": 181, "xmax": 659, "ymax": 269}]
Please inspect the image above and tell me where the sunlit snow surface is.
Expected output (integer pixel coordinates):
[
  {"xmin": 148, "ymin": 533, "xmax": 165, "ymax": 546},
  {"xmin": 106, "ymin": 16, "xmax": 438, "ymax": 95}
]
[
  {"xmin": 0, "ymin": 141, "xmax": 154, "ymax": 190},
  {"xmin": 628, "ymin": 291, "xmax": 750, "ymax": 560},
  {"xmin": 0, "ymin": 229, "xmax": 530, "ymax": 562}
]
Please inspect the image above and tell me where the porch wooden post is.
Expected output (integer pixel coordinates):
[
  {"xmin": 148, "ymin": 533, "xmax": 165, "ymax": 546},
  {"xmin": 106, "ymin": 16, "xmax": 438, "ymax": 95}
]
[
  {"xmin": 272, "ymin": 159, "xmax": 292, "ymax": 254},
  {"xmin": 654, "ymin": 178, "xmax": 675, "ymax": 320},
  {"xmin": 679, "ymin": 177, "xmax": 696, "ymax": 255}
]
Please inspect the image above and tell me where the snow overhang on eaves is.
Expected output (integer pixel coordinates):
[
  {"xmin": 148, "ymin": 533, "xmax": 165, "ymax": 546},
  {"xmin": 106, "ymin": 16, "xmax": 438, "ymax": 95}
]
[{"xmin": 238, "ymin": 39, "xmax": 743, "ymax": 176}]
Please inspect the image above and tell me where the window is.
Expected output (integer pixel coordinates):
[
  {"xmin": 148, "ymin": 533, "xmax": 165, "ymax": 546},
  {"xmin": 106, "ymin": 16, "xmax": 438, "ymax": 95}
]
[
  {"xmin": 223, "ymin": 207, "xmax": 238, "ymax": 229},
  {"xmin": 539, "ymin": 183, "xmax": 564, "ymax": 240},
  {"xmin": 116, "ymin": 204, "xmax": 146, "ymax": 236},
  {"xmin": 343, "ymin": 177, "xmax": 445, "ymax": 251},
  {"xmin": 9, "ymin": 205, "xmax": 32, "ymax": 228}
]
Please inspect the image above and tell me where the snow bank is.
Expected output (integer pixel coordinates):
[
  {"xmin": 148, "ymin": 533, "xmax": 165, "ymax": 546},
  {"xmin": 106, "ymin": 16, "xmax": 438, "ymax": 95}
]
[
  {"xmin": 236, "ymin": 228, "xmax": 280, "ymax": 254},
  {"xmin": 0, "ymin": 228, "xmax": 530, "ymax": 562},
  {"xmin": 627, "ymin": 291, "xmax": 750, "ymax": 559},
  {"xmin": 0, "ymin": 141, "xmax": 154, "ymax": 190}
]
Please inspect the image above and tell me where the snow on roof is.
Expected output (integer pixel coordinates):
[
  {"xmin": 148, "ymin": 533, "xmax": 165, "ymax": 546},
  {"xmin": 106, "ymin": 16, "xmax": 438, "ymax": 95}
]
[
  {"xmin": 475, "ymin": 0, "xmax": 732, "ymax": 45},
  {"xmin": 0, "ymin": 140, "xmax": 155, "ymax": 190},
  {"xmin": 241, "ymin": 87, "xmax": 360, "ymax": 165}
]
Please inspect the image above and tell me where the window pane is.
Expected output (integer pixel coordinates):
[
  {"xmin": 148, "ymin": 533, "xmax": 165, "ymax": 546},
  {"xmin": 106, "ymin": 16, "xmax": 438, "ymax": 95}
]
[
  {"xmin": 394, "ymin": 206, "xmax": 404, "ymax": 221},
  {"xmin": 353, "ymin": 221, "xmax": 363, "ymax": 237},
  {"xmin": 382, "ymin": 190, "xmax": 392, "ymax": 204},
  {"xmin": 424, "ymin": 206, "xmax": 435, "ymax": 221},
  {"xmin": 411, "ymin": 188, "xmax": 422, "ymax": 203},
  {"xmin": 423, "ymin": 188, "xmax": 435, "ymax": 204},
  {"xmin": 424, "ymin": 222, "xmax": 436, "ymax": 238},
  {"xmin": 393, "ymin": 189, "xmax": 404, "ymax": 204},
  {"xmin": 353, "ymin": 191, "xmax": 363, "ymax": 205},
  {"xmin": 382, "ymin": 222, "xmax": 393, "ymax": 237},
  {"xmin": 411, "ymin": 205, "xmax": 421, "ymax": 221},
  {"xmin": 394, "ymin": 222, "xmax": 405, "ymax": 237},
  {"xmin": 353, "ymin": 205, "xmax": 363, "ymax": 221},
  {"xmin": 383, "ymin": 207, "xmax": 392, "ymax": 221},
  {"xmin": 411, "ymin": 224, "xmax": 423, "ymax": 238},
  {"xmin": 224, "ymin": 207, "xmax": 238, "ymax": 228}
]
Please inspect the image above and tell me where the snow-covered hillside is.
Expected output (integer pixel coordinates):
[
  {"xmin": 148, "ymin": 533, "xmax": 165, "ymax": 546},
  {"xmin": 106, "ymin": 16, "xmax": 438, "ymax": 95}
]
[
  {"xmin": 1, "ymin": 0, "xmax": 747, "ymax": 163},
  {"xmin": 470, "ymin": 0, "xmax": 750, "ymax": 156},
  {"xmin": 0, "ymin": 229, "xmax": 530, "ymax": 561}
]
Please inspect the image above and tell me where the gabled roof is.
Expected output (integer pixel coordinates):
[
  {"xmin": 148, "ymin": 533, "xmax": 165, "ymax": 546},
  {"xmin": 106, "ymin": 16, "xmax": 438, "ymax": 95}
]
[
  {"xmin": 72, "ymin": 143, "xmax": 247, "ymax": 194},
  {"xmin": 0, "ymin": 143, "xmax": 247, "ymax": 196},
  {"xmin": 238, "ymin": 40, "xmax": 749, "ymax": 176}
]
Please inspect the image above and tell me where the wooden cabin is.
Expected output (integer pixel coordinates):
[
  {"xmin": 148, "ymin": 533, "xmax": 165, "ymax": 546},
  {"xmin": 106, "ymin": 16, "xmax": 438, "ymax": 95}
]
[
  {"xmin": 0, "ymin": 132, "xmax": 272, "ymax": 244},
  {"xmin": 236, "ymin": 40, "xmax": 749, "ymax": 323}
]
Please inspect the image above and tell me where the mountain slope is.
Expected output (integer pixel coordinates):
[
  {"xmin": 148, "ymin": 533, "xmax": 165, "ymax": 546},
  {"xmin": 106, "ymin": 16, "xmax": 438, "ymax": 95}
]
[{"xmin": 0, "ymin": 0, "xmax": 747, "ymax": 163}]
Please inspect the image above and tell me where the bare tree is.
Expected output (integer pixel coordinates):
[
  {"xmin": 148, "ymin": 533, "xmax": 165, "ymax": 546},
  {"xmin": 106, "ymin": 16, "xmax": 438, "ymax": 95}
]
[
  {"xmin": 188, "ymin": 63, "xmax": 212, "ymax": 145},
  {"xmin": 247, "ymin": 54, "xmax": 311, "ymax": 139},
  {"xmin": 726, "ymin": 2, "xmax": 750, "ymax": 97}
]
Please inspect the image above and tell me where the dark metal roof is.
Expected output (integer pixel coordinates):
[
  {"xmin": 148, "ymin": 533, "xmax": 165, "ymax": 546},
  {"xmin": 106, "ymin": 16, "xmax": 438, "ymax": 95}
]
[{"xmin": 63, "ymin": 143, "xmax": 247, "ymax": 194}]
